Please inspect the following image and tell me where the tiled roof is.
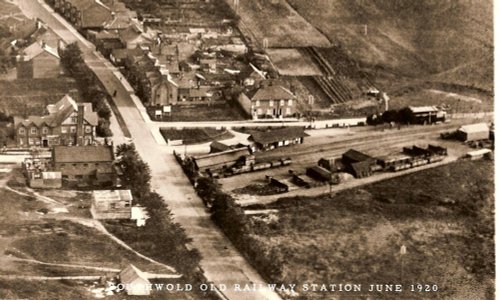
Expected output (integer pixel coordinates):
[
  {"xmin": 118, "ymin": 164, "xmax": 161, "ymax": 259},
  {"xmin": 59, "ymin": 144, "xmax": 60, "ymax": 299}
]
[
  {"xmin": 246, "ymin": 83, "xmax": 294, "ymax": 101},
  {"xmin": 250, "ymin": 127, "xmax": 308, "ymax": 145},
  {"xmin": 53, "ymin": 145, "xmax": 114, "ymax": 163}
]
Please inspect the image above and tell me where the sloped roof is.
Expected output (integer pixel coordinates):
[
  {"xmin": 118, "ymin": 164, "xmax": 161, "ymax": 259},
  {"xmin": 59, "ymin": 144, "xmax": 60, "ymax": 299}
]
[
  {"xmin": 246, "ymin": 84, "xmax": 295, "ymax": 101},
  {"xmin": 194, "ymin": 147, "xmax": 250, "ymax": 170},
  {"xmin": 22, "ymin": 42, "xmax": 60, "ymax": 60},
  {"xmin": 53, "ymin": 145, "xmax": 114, "ymax": 163},
  {"xmin": 210, "ymin": 141, "xmax": 230, "ymax": 152},
  {"xmin": 15, "ymin": 95, "xmax": 98, "ymax": 128},
  {"xmin": 250, "ymin": 127, "xmax": 308, "ymax": 145},
  {"xmin": 408, "ymin": 106, "xmax": 439, "ymax": 113},
  {"xmin": 342, "ymin": 149, "xmax": 373, "ymax": 163},
  {"xmin": 93, "ymin": 189, "xmax": 133, "ymax": 202},
  {"xmin": 458, "ymin": 123, "xmax": 489, "ymax": 134},
  {"xmin": 120, "ymin": 264, "xmax": 150, "ymax": 284}
]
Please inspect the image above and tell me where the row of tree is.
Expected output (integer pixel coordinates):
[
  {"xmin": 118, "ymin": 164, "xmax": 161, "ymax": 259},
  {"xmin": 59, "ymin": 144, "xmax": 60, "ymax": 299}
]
[
  {"xmin": 180, "ymin": 159, "xmax": 286, "ymax": 283},
  {"xmin": 114, "ymin": 143, "xmax": 203, "ymax": 277},
  {"xmin": 59, "ymin": 43, "xmax": 113, "ymax": 137}
]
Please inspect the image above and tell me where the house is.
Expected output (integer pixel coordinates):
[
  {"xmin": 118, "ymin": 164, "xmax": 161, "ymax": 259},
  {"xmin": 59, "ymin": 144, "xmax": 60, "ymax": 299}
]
[
  {"xmin": 403, "ymin": 106, "xmax": 446, "ymax": 124},
  {"xmin": 192, "ymin": 147, "xmax": 251, "ymax": 175},
  {"xmin": 341, "ymin": 149, "xmax": 378, "ymax": 178},
  {"xmin": 110, "ymin": 47, "xmax": 144, "ymax": 66},
  {"xmin": 52, "ymin": 145, "xmax": 116, "ymax": 187},
  {"xmin": 149, "ymin": 70, "xmax": 179, "ymax": 106},
  {"xmin": 60, "ymin": 0, "xmax": 113, "ymax": 29},
  {"xmin": 119, "ymin": 264, "xmax": 151, "ymax": 296},
  {"xmin": 131, "ymin": 205, "xmax": 149, "ymax": 226},
  {"xmin": 13, "ymin": 95, "xmax": 98, "ymax": 147},
  {"xmin": 90, "ymin": 30, "xmax": 124, "ymax": 58},
  {"xmin": 90, "ymin": 189, "xmax": 132, "ymax": 219},
  {"xmin": 0, "ymin": 14, "xmax": 37, "ymax": 40},
  {"xmin": 457, "ymin": 123, "xmax": 490, "ymax": 142},
  {"xmin": 119, "ymin": 24, "xmax": 151, "ymax": 49},
  {"xmin": 249, "ymin": 127, "xmax": 308, "ymax": 152},
  {"xmin": 237, "ymin": 64, "xmax": 266, "ymax": 87},
  {"xmin": 16, "ymin": 41, "xmax": 63, "ymax": 79},
  {"xmin": 238, "ymin": 82, "xmax": 297, "ymax": 119}
]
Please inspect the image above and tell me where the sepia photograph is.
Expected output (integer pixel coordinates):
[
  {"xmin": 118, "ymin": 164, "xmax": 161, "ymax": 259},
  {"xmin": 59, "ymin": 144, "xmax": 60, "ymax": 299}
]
[{"xmin": 0, "ymin": 0, "xmax": 494, "ymax": 299}]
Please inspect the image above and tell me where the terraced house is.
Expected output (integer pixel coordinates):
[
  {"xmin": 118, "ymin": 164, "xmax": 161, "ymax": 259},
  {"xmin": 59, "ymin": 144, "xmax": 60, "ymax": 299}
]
[{"xmin": 14, "ymin": 95, "xmax": 98, "ymax": 147}]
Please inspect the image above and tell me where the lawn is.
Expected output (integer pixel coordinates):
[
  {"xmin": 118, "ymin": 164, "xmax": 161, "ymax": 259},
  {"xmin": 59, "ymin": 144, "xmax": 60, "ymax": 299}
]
[
  {"xmin": 160, "ymin": 127, "xmax": 234, "ymax": 145},
  {"xmin": 249, "ymin": 160, "xmax": 494, "ymax": 299}
]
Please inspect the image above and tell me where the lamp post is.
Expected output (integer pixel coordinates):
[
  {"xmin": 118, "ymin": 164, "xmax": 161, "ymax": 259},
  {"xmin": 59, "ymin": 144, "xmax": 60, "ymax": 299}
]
[{"xmin": 400, "ymin": 245, "xmax": 407, "ymax": 283}]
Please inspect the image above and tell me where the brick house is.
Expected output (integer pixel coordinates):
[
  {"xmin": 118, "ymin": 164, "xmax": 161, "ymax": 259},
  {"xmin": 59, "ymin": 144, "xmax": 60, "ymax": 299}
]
[
  {"xmin": 52, "ymin": 145, "xmax": 116, "ymax": 187},
  {"xmin": 14, "ymin": 95, "xmax": 98, "ymax": 147},
  {"xmin": 238, "ymin": 82, "xmax": 297, "ymax": 119}
]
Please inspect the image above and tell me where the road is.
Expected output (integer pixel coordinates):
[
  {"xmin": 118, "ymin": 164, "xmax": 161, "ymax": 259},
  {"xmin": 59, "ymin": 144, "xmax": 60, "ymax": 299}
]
[{"xmin": 15, "ymin": 1, "xmax": 282, "ymax": 299}]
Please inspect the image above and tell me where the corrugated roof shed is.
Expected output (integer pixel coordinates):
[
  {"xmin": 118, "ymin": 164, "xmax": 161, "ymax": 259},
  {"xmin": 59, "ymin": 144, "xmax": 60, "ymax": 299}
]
[
  {"xmin": 53, "ymin": 145, "xmax": 114, "ymax": 163},
  {"xmin": 250, "ymin": 127, "xmax": 308, "ymax": 145}
]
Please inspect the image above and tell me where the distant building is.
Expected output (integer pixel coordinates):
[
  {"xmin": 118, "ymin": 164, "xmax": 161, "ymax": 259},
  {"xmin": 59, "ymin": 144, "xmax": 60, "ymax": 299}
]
[
  {"xmin": 17, "ymin": 41, "xmax": 63, "ymax": 79},
  {"xmin": 341, "ymin": 149, "xmax": 378, "ymax": 178},
  {"xmin": 238, "ymin": 81, "xmax": 297, "ymax": 119},
  {"xmin": 318, "ymin": 156, "xmax": 344, "ymax": 172},
  {"xmin": 55, "ymin": 0, "xmax": 113, "ymax": 29},
  {"xmin": 90, "ymin": 189, "xmax": 132, "ymax": 219},
  {"xmin": 52, "ymin": 145, "xmax": 116, "ymax": 187},
  {"xmin": 249, "ymin": 127, "xmax": 308, "ymax": 152},
  {"xmin": 404, "ymin": 106, "xmax": 446, "ymax": 124},
  {"xmin": 119, "ymin": 264, "xmax": 151, "ymax": 296},
  {"xmin": 306, "ymin": 165, "xmax": 333, "ymax": 182},
  {"xmin": 457, "ymin": 123, "xmax": 490, "ymax": 142},
  {"xmin": 23, "ymin": 157, "xmax": 62, "ymax": 189},
  {"xmin": 13, "ymin": 95, "xmax": 98, "ymax": 147}
]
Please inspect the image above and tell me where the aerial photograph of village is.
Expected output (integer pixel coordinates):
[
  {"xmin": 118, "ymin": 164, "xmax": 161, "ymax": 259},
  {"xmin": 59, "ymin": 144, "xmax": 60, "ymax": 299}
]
[{"xmin": 0, "ymin": 0, "xmax": 494, "ymax": 299}]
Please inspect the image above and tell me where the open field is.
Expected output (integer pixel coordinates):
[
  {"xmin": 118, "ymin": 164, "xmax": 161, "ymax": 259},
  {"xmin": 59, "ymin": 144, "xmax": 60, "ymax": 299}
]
[
  {"xmin": 160, "ymin": 127, "xmax": 234, "ymax": 145},
  {"xmin": 0, "ymin": 168, "xmax": 204, "ymax": 299},
  {"xmin": 226, "ymin": 0, "xmax": 330, "ymax": 48},
  {"xmin": 266, "ymin": 49, "xmax": 322, "ymax": 76},
  {"xmin": 248, "ymin": 160, "xmax": 494, "ymax": 299},
  {"xmin": 0, "ymin": 78, "xmax": 81, "ymax": 116}
]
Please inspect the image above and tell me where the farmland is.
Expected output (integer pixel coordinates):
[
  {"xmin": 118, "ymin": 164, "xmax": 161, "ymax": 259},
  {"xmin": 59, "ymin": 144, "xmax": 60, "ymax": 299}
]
[{"xmin": 247, "ymin": 159, "xmax": 494, "ymax": 299}]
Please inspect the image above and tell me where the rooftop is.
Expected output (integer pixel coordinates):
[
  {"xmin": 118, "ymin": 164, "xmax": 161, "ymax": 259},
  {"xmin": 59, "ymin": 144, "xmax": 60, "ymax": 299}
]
[
  {"xmin": 250, "ymin": 127, "xmax": 308, "ymax": 145},
  {"xmin": 53, "ymin": 145, "xmax": 114, "ymax": 163},
  {"xmin": 458, "ymin": 123, "xmax": 489, "ymax": 133},
  {"xmin": 343, "ymin": 149, "xmax": 374, "ymax": 163},
  {"xmin": 245, "ymin": 83, "xmax": 295, "ymax": 101}
]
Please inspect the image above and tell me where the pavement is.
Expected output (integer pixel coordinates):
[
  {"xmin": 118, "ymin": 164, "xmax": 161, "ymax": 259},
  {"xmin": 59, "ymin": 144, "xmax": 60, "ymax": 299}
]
[{"xmin": 15, "ymin": 1, "xmax": 282, "ymax": 299}]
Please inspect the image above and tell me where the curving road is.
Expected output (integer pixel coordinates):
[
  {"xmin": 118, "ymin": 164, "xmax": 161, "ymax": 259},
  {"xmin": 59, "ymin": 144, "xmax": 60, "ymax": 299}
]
[{"xmin": 15, "ymin": 0, "xmax": 282, "ymax": 299}]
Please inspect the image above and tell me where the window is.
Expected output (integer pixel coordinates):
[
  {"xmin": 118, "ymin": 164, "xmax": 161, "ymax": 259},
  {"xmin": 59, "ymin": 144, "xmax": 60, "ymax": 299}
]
[
  {"xmin": 30, "ymin": 127, "xmax": 37, "ymax": 135},
  {"xmin": 70, "ymin": 113, "xmax": 78, "ymax": 123},
  {"xmin": 61, "ymin": 127, "xmax": 67, "ymax": 133},
  {"xmin": 19, "ymin": 139, "xmax": 23, "ymax": 145},
  {"xmin": 257, "ymin": 108, "xmax": 262, "ymax": 115},
  {"xmin": 266, "ymin": 109, "xmax": 272, "ymax": 115},
  {"xmin": 286, "ymin": 107, "xmax": 291, "ymax": 115},
  {"xmin": 255, "ymin": 100, "xmax": 260, "ymax": 107},
  {"xmin": 28, "ymin": 138, "xmax": 33, "ymax": 145},
  {"xmin": 269, "ymin": 100, "xmax": 274, "ymax": 107},
  {"xmin": 85, "ymin": 126, "xmax": 92, "ymax": 133},
  {"xmin": 18, "ymin": 128, "xmax": 25, "ymax": 134},
  {"xmin": 280, "ymin": 99, "xmax": 285, "ymax": 106},
  {"xmin": 42, "ymin": 127, "xmax": 49, "ymax": 134},
  {"xmin": 288, "ymin": 99, "xmax": 293, "ymax": 106},
  {"xmin": 70, "ymin": 126, "xmax": 76, "ymax": 133},
  {"xmin": 72, "ymin": 163, "xmax": 77, "ymax": 167},
  {"xmin": 83, "ymin": 163, "xmax": 88, "ymax": 167}
]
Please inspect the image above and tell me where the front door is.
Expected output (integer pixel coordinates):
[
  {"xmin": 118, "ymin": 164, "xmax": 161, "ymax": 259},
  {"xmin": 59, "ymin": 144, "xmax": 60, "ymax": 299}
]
[{"xmin": 42, "ymin": 139, "xmax": 48, "ymax": 147}]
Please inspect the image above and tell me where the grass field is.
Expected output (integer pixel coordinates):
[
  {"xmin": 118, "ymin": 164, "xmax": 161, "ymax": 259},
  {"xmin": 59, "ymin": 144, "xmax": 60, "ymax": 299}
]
[
  {"xmin": 160, "ymin": 127, "xmax": 234, "ymax": 145},
  {"xmin": 227, "ymin": 0, "xmax": 330, "ymax": 48},
  {"xmin": 150, "ymin": 102, "xmax": 247, "ymax": 122},
  {"xmin": 249, "ymin": 160, "xmax": 494, "ymax": 299}
]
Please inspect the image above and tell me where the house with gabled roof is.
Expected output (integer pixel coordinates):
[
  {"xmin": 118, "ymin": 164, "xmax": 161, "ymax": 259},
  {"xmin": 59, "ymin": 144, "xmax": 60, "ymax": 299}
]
[
  {"xmin": 237, "ymin": 80, "xmax": 297, "ymax": 119},
  {"xmin": 119, "ymin": 264, "xmax": 151, "ymax": 296},
  {"xmin": 13, "ymin": 94, "xmax": 98, "ymax": 147},
  {"xmin": 16, "ymin": 41, "xmax": 63, "ymax": 79}
]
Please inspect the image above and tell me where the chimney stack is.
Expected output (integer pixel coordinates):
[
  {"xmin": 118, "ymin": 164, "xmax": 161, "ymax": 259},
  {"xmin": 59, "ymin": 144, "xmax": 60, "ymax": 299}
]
[{"xmin": 76, "ymin": 104, "xmax": 85, "ymax": 146}]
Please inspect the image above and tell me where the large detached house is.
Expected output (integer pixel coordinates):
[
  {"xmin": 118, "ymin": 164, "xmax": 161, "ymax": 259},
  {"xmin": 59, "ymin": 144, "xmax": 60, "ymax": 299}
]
[
  {"xmin": 14, "ymin": 95, "xmax": 98, "ymax": 147},
  {"xmin": 238, "ymin": 82, "xmax": 297, "ymax": 120}
]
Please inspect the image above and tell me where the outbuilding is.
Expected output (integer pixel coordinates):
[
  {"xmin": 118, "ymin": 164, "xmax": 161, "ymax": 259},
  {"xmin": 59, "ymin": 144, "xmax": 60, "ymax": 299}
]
[
  {"xmin": 341, "ymin": 149, "xmax": 378, "ymax": 178},
  {"xmin": 249, "ymin": 127, "xmax": 308, "ymax": 152},
  {"xmin": 119, "ymin": 264, "xmax": 151, "ymax": 296},
  {"xmin": 457, "ymin": 123, "xmax": 490, "ymax": 142}
]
